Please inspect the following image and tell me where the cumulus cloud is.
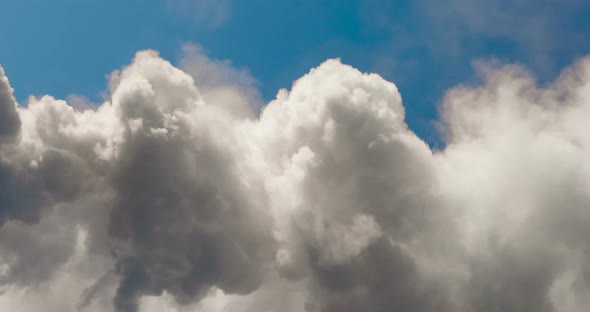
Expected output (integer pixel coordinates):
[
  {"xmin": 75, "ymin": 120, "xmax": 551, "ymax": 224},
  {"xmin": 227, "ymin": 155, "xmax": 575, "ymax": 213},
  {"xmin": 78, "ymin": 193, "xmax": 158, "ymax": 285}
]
[{"xmin": 1, "ymin": 48, "xmax": 590, "ymax": 312}]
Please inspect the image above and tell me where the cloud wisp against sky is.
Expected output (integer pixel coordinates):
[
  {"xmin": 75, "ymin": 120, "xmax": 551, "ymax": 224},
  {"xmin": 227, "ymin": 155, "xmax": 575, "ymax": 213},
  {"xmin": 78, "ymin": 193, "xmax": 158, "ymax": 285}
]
[
  {"xmin": 165, "ymin": 0, "xmax": 232, "ymax": 28},
  {"xmin": 1, "ymin": 45, "xmax": 590, "ymax": 312}
]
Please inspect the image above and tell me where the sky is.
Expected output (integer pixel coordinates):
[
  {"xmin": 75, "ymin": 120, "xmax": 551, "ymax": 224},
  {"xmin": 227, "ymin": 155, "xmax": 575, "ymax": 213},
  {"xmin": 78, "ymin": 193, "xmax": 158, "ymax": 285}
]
[
  {"xmin": 3, "ymin": 1, "xmax": 590, "ymax": 312},
  {"xmin": 3, "ymin": 0, "xmax": 590, "ymax": 145}
]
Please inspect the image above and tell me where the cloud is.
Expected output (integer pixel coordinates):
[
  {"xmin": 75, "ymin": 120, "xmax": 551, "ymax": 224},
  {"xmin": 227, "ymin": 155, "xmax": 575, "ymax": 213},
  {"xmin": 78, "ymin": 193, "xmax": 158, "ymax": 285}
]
[
  {"xmin": 166, "ymin": 0, "xmax": 231, "ymax": 28},
  {"xmin": 66, "ymin": 94, "xmax": 98, "ymax": 112},
  {"xmin": 1, "ymin": 48, "xmax": 590, "ymax": 312},
  {"xmin": 0, "ymin": 66, "xmax": 21, "ymax": 144},
  {"xmin": 420, "ymin": 0, "xmax": 589, "ymax": 70},
  {"xmin": 106, "ymin": 51, "xmax": 274, "ymax": 311},
  {"xmin": 178, "ymin": 43, "xmax": 262, "ymax": 118}
]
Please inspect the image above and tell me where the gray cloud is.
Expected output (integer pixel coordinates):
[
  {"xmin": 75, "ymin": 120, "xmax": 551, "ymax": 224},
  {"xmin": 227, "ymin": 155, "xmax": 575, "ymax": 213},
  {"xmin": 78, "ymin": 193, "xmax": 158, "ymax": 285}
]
[
  {"xmin": 0, "ymin": 66, "xmax": 21, "ymax": 144},
  {"xmin": 103, "ymin": 52, "xmax": 274, "ymax": 312}
]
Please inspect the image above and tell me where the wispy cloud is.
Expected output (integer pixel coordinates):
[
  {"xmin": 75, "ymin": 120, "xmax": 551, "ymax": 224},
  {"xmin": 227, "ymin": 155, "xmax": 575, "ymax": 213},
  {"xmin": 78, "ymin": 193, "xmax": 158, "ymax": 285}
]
[
  {"xmin": 419, "ymin": 0, "xmax": 589, "ymax": 72},
  {"xmin": 166, "ymin": 0, "xmax": 231, "ymax": 28},
  {"xmin": 178, "ymin": 43, "xmax": 262, "ymax": 117},
  {"xmin": 361, "ymin": 0, "xmax": 590, "ymax": 77}
]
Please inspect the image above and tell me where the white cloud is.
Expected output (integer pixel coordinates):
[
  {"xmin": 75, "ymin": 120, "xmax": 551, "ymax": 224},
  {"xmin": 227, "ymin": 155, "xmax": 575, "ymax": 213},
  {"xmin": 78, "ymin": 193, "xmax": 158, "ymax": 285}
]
[{"xmin": 1, "ymin": 48, "xmax": 590, "ymax": 312}]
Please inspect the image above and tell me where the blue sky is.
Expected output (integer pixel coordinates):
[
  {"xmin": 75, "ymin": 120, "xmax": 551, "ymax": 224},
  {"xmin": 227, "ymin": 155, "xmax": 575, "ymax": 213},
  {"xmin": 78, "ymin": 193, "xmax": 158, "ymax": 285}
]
[{"xmin": 2, "ymin": 0, "xmax": 590, "ymax": 145}]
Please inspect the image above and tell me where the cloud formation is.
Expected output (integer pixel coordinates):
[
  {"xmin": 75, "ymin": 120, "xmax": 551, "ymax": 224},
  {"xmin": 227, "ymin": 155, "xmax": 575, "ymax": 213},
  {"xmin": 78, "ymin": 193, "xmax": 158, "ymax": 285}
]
[{"xmin": 1, "ymin": 48, "xmax": 590, "ymax": 312}]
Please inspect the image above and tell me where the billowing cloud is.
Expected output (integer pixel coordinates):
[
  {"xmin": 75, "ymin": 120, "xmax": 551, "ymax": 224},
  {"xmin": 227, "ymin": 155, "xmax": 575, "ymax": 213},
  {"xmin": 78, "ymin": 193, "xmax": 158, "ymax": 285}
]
[
  {"xmin": 106, "ymin": 51, "xmax": 274, "ymax": 312},
  {"xmin": 1, "ymin": 48, "xmax": 590, "ymax": 312}
]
